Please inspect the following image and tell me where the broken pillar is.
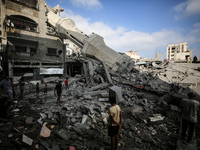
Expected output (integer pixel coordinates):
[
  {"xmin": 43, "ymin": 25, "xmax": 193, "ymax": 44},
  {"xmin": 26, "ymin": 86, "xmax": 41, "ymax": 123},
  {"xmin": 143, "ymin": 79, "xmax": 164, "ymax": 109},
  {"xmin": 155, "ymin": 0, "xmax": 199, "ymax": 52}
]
[{"xmin": 102, "ymin": 62, "xmax": 112, "ymax": 84}]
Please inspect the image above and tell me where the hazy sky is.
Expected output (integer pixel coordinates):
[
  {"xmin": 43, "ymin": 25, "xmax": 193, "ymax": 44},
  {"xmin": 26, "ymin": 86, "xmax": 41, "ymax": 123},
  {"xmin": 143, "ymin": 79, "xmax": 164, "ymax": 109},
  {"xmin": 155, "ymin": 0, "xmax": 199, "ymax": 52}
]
[{"xmin": 45, "ymin": 0, "xmax": 200, "ymax": 59}]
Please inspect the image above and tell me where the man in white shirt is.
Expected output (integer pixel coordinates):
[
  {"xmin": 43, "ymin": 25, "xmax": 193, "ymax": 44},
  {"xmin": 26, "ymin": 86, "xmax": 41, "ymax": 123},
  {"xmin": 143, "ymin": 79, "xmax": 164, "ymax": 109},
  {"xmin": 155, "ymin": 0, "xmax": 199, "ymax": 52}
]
[{"xmin": 108, "ymin": 97, "xmax": 122, "ymax": 150}]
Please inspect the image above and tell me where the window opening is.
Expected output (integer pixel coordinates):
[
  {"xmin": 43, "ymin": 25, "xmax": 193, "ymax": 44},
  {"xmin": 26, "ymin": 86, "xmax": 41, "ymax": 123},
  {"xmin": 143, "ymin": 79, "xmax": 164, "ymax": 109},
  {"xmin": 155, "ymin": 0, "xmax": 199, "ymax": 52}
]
[{"xmin": 47, "ymin": 48, "xmax": 57, "ymax": 56}]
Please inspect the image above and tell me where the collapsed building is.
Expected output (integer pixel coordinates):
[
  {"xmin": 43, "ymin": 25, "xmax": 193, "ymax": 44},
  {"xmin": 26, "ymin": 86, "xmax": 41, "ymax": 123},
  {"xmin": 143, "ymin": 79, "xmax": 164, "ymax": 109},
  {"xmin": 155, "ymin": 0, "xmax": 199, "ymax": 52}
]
[
  {"xmin": 0, "ymin": 58, "xmax": 200, "ymax": 150},
  {"xmin": 0, "ymin": 0, "xmax": 200, "ymax": 150},
  {"xmin": 0, "ymin": 0, "xmax": 130, "ymax": 82}
]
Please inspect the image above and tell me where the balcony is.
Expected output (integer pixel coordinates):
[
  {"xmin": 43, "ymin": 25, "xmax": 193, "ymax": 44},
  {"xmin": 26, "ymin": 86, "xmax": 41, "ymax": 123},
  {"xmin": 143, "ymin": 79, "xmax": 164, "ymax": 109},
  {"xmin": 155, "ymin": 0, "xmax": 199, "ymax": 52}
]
[{"xmin": 6, "ymin": 15, "xmax": 38, "ymax": 34}]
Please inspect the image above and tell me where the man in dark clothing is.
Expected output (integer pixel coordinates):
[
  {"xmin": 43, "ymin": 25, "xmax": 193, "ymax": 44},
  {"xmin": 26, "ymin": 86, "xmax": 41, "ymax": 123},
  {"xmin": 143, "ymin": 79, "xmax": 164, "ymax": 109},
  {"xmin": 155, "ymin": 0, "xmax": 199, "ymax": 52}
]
[
  {"xmin": 19, "ymin": 77, "xmax": 25, "ymax": 100},
  {"xmin": 193, "ymin": 56, "xmax": 197, "ymax": 63},
  {"xmin": 180, "ymin": 91, "xmax": 200, "ymax": 144},
  {"xmin": 54, "ymin": 81, "xmax": 62, "ymax": 105},
  {"xmin": 36, "ymin": 82, "xmax": 39, "ymax": 97},
  {"xmin": 0, "ymin": 76, "xmax": 13, "ymax": 100}
]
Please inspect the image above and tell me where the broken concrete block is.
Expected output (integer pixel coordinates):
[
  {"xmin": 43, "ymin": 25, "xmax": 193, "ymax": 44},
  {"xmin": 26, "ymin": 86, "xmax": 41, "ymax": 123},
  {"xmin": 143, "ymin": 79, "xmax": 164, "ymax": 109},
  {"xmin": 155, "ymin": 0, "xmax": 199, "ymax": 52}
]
[
  {"xmin": 84, "ymin": 90, "xmax": 108, "ymax": 96},
  {"xmin": 140, "ymin": 99, "xmax": 148, "ymax": 106},
  {"xmin": 60, "ymin": 115, "xmax": 68, "ymax": 128},
  {"xmin": 22, "ymin": 134, "xmax": 33, "ymax": 146},
  {"xmin": 74, "ymin": 123, "xmax": 90, "ymax": 130},
  {"xmin": 149, "ymin": 114, "xmax": 165, "ymax": 122},
  {"xmin": 38, "ymin": 118, "xmax": 43, "ymax": 124},
  {"xmin": 101, "ymin": 112, "xmax": 108, "ymax": 125},
  {"xmin": 109, "ymin": 85, "xmax": 122, "ymax": 104},
  {"xmin": 83, "ymin": 95, "xmax": 93, "ymax": 100},
  {"xmin": 141, "ymin": 132, "xmax": 154, "ymax": 142},
  {"xmin": 158, "ymin": 94, "xmax": 172, "ymax": 105},
  {"xmin": 25, "ymin": 117, "xmax": 33, "ymax": 125},
  {"xmin": 43, "ymin": 76, "xmax": 60, "ymax": 83},
  {"xmin": 98, "ymin": 98, "xmax": 109, "ymax": 102},
  {"xmin": 170, "ymin": 104, "xmax": 178, "ymax": 111},
  {"xmin": 102, "ymin": 61, "xmax": 112, "ymax": 84},
  {"xmin": 29, "ymin": 80, "xmax": 41, "ymax": 85},
  {"xmin": 40, "ymin": 113, "xmax": 47, "ymax": 119},
  {"xmin": 152, "ymin": 129, "xmax": 157, "ymax": 135},
  {"xmin": 152, "ymin": 62, "xmax": 164, "ymax": 69},
  {"xmin": 40, "ymin": 141, "xmax": 51, "ymax": 150},
  {"xmin": 48, "ymin": 112, "xmax": 53, "ymax": 119},
  {"xmin": 52, "ymin": 145, "xmax": 60, "ymax": 150},
  {"xmin": 40, "ymin": 122, "xmax": 51, "ymax": 138},
  {"xmin": 88, "ymin": 82, "xmax": 109, "ymax": 91},
  {"xmin": 57, "ymin": 129, "xmax": 69, "ymax": 141},
  {"xmin": 71, "ymin": 118, "xmax": 77, "ymax": 123},
  {"xmin": 81, "ymin": 115, "xmax": 88, "ymax": 124},
  {"xmin": 99, "ymin": 93, "xmax": 109, "ymax": 98},
  {"xmin": 7, "ymin": 134, "xmax": 13, "ymax": 138}
]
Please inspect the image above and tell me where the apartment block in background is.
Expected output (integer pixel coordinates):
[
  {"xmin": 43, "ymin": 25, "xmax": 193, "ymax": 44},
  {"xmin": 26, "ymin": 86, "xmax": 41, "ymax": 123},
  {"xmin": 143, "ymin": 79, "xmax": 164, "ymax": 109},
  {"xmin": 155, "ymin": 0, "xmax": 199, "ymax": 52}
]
[{"xmin": 166, "ymin": 42, "xmax": 192, "ymax": 61}]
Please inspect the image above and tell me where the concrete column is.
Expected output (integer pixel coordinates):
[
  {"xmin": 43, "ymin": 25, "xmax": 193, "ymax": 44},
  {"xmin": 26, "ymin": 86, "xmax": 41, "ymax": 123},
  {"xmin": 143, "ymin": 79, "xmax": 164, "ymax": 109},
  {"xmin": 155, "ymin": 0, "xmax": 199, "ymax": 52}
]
[{"xmin": 33, "ymin": 68, "xmax": 40, "ymax": 80}]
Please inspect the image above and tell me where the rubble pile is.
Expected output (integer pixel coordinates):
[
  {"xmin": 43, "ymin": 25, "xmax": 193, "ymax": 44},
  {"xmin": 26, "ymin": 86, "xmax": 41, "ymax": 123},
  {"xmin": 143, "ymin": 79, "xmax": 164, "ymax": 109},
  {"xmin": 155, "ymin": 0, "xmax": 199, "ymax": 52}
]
[{"xmin": 0, "ymin": 59, "xmax": 200, "ymax": 150}]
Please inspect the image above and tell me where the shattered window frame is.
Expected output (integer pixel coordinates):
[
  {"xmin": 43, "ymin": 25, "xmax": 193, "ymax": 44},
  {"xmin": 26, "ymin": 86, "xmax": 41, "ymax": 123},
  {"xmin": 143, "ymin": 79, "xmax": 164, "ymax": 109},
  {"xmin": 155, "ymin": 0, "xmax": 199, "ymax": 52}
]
[
  {"xmin": 47, "ymin": 48, "xmax": 57, "ymax": 56},
  {"xmin": 46, "ymin": 22, "xmax": 59, "ymax": 37},
  {"xmin": 6, "ymin": 15, "xmax": 38, "ymax": 33}
]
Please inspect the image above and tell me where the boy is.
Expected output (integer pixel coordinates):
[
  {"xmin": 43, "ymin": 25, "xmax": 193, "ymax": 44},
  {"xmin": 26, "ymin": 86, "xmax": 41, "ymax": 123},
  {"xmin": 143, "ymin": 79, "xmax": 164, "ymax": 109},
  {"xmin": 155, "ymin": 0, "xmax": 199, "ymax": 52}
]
[
  {"xmin": 64, "ymin": 77, "xmax": 69, "ymax": 90},
  {"xmin": 44, "ymin": 84, "xmax": 47, "ymax": 95},
  {"xmin": 54, "ymin": 81, "xmax": 62, "ymax": 105},
  {"xmin": 108, "ymin": 97, "xmax": 122, "ymax": 150}
]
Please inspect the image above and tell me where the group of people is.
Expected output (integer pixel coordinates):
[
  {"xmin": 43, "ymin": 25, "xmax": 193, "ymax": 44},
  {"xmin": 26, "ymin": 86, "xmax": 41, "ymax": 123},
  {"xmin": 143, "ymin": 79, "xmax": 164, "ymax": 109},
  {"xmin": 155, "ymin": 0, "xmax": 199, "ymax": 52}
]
[
  {"xmin": 0, "ymin": 76, "xmax": 69, "ymax": 103},
  {"xmin": 34, "ymin": 77, "xmax": 69, "ymax": 106},
  {"xmin": 186, "ymin": 55, "xmax": 198, "ymax": 63}
]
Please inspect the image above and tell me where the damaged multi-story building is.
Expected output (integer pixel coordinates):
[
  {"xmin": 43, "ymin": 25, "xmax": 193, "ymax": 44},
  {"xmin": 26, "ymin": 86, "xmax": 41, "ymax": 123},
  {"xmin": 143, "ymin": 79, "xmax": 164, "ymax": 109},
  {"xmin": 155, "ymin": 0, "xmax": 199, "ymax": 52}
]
[
  {"xmin": 0, "ymin": 0, "xmax": 66, "ymax": 79},
  {"xmin": 0, "ymin": 0, "xmax": 130, "ymax": 82}
]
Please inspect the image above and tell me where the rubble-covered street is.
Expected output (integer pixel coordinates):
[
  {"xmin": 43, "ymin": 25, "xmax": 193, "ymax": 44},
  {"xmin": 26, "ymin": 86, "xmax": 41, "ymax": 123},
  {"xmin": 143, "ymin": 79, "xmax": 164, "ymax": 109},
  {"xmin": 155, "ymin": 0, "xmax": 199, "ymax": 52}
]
[
  {"xmin": 1, "ymin": 59, "xmax": 200, "ymax": 150},
  {"xmin": 1, "ymin": 0, "xmax": 200, "ymax": 150}
]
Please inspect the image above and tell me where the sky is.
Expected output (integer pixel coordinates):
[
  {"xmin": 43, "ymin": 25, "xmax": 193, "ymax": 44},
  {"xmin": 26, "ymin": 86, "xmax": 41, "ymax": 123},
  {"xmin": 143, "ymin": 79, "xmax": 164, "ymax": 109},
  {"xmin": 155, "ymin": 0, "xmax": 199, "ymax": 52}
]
[{"xmin": 45, "ymin": 0, "xmax": 200, "ymax": 59}]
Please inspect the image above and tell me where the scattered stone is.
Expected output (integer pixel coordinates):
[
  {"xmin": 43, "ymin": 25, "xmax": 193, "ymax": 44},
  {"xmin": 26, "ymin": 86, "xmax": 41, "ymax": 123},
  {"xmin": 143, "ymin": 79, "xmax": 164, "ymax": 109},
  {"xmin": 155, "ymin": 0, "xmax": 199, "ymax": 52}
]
[{"xmin": 22, "ymin": 134, "xmax": 33, "ymax": 146}]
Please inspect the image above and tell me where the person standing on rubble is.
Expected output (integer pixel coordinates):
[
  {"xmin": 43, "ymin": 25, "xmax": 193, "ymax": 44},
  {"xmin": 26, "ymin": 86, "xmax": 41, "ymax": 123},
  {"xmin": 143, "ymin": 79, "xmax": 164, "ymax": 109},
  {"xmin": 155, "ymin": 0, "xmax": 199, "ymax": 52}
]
[
  {"xmin": 19, "ymin": 77, "xmax": 25, "ymax": 100},
  {"xmin": 36, "ymin": 82, "xmax": 39, "ymax": 97},
  {"xmin": 54, "ymin": 81, "xmax": 62, "ymax": 105},
  {"xmin": 44, "ymin": 84, "xmax": 48, "ymax": 95},
  {"xmin": 108, "ymin": 97, "xmax": 122, "ymax": 150},
  {"xmin": 0, "ymin": 76, "xmax": 13, "ymax": 100},
  {"xmin": 64, "ymin": 77, "xmax": 69, "ymax": 91},
  {"xmin": 180, "ymin": 91, "xmax": 200, "ymax": 144}
]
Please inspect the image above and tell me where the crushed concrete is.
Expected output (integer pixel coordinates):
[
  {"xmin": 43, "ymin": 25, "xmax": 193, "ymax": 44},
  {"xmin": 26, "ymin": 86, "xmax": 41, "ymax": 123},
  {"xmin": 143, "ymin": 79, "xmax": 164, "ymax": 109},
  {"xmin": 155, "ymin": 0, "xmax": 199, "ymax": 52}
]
[{"xmin": 0, "ymin": 60, "xmax": 200, "ymax": 150}]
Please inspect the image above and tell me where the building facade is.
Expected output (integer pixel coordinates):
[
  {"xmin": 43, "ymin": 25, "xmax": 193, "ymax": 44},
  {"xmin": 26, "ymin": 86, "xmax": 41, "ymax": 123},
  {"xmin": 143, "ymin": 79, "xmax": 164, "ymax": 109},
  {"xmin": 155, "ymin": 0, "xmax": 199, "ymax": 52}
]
[
  {"xmin": 125, "ymin": 50, "xmax": 140, "ymax": 60},
  {"xmin": 166, "ymin": 42, "xmax": 192, "ymax": 61},
  {"xmin": 0, "ymin": 0, "xmax": 66, "ymax": 79}
]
